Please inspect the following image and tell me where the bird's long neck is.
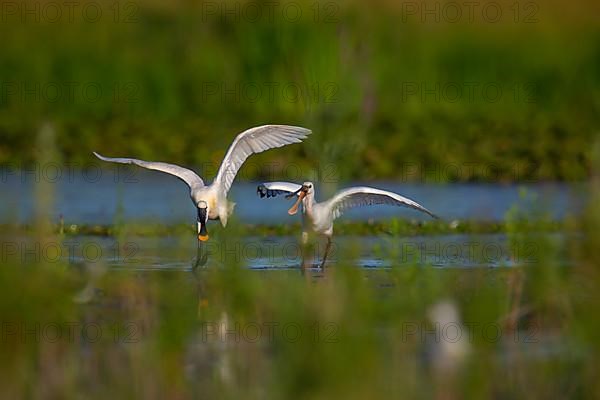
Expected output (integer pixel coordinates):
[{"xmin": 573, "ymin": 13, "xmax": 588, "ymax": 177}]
[{"xmin": 302, "ymin": 191, "xmax": 315, "ymax": 215}]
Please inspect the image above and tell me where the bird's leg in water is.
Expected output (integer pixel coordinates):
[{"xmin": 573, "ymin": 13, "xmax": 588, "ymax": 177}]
[
  {"xmin": 300, "ymin": 231, "xmax": 311, "ymax": 269},
  {"xmin": 320, "ymin": 237, "xmax": 332, "ymax": 269}
]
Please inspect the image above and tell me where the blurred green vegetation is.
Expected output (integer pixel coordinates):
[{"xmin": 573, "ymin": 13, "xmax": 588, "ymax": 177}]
[
  {"xmin": 0, "ymin": 217, "xmax": 565, "ymax": 237},
  {"xmin": 0, "ymin": 126, "xmax": 598, "ymax": 398},
  {"xmin": 1, "ymin": 0, "xmax": 599, "ymax": 181},
  {"xmin": 0, "ymin": 183, "xmax": 598, "ymax": 398}
]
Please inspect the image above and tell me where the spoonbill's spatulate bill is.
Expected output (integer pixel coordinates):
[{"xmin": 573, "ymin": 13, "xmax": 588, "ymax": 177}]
[
  {"xmin": 94, "ymin": 125, "xmax": 311, "ymax": 241},
  {"xmin": 257, "ymin": 181, "xmax": 438, "ymax": 267}
]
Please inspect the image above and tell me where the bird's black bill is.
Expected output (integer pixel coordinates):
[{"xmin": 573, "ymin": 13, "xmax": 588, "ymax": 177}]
[
  {"xmin": 199, "ymin": 222, "xmax": 208, "ymax": 236},
  {"xmin": 198, "ymin": 224, "xmax": 209, "ymax": 241},
  {"xmin": 197, "ymin": 207, "xmax": 209, "ymax": 241}
]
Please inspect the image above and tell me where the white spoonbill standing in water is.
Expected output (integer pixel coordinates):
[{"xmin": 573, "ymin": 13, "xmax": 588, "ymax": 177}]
[
  {"xmin": 257, "ymin": 181, "xmax": 437, "ymax": 267},
  {"xmin": 94, "ymin": 125, "xmax": 311, "ymax": 241}
]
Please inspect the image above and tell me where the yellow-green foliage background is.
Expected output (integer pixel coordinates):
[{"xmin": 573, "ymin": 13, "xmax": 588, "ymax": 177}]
[{"xmin": 1, "ymin": 0, "xmax": 599, "ymax": 181}]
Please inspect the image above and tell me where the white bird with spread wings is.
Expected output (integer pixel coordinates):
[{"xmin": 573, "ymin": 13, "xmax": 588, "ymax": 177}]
[
  {"xmin": 94, "ymin": 125, "xmax": 311, "ymax": 241},
  {"xmin": 257, "ymin": 181, "xmax": 437, "ymax": 267}
]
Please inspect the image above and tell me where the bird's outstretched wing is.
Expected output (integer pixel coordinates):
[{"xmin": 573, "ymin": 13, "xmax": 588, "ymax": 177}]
[
  {"xmin": 257, "ymin": 182, "xmax": 303, "ymax": 198},
  {"xmin": 93, "ymin": 152, "xmax": 204, "ymax": 189},
  {"xmin": 324, "ymin": 186, "xmax": 438, "ymax": 220},
  {"xmin": 215, "ymin": 125, "xmax": 311, "ymax": 196}
]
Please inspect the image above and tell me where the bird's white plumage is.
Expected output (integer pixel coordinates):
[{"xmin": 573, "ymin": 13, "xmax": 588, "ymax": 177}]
[
  {"xmin": 256, "ymin": 181, "xmax": 437, "ymax": 267},
  {"xmin": 257, "ymin": 182, "xmax": 302, "ymax": 198},
  {"xmin": 93, "ymin": 152, "xmax": 205, "ymax": 189},
  {"xmin": 324, "ymin": 186, "xmax": 437, "ymax": 220},
  {"xmin": 94, "ymin": 125, "xmax": 311, "ymax": 238},
  {"xmin": 215, "ymin": 125, "xmax": 311, "ymax": 196}
]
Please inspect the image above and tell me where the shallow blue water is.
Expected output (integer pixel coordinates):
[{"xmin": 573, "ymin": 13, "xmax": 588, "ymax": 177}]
[
  {"xmin": 0, "ymin": 232, "xmax": 563, "ymax": 270},
  {"xmin": 0, "ymin": 168, "xmax": 586, "ymax": 224}
]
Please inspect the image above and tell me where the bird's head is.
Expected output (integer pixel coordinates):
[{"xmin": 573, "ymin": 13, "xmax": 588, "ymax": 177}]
[
  {"xmin": 197, "ymin": 200, "xmax": 210, "ymax": 241},
  {"xmin": 287, "ymin": 182, "xmax": 313, "ymax": 215}
]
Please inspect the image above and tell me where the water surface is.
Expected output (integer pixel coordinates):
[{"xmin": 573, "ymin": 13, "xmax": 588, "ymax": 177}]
[{"xmin": 0, "ymin": 169, "xmax": 586, "ymax": 224}]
